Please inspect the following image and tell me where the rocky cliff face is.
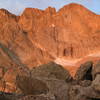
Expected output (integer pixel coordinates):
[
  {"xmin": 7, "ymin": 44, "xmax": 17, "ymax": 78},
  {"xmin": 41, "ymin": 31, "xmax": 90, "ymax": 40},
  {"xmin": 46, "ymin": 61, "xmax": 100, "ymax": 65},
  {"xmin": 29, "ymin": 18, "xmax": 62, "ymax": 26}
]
[
  {"xmin": 0, "ymin": 61, "xmax": 100, "ymax": 100},
  {"xmin": 0, "ymin": 3, "xmax": 100, "ymax": 70},
  {"xmin": 19, "ymin": 3, "xmax": 100, "ymax": 60},
  {"xmin": 0, "ymin": 3, "xmax": 100, "ymax": 93}
]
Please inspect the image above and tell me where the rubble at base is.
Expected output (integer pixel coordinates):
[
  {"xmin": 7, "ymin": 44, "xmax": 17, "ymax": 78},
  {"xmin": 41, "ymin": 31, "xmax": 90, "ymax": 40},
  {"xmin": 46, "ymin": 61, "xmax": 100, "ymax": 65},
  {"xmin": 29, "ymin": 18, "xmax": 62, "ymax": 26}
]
[{"xmin": 0, "ymin": 61, "xmax": 100, "ymax": 100}]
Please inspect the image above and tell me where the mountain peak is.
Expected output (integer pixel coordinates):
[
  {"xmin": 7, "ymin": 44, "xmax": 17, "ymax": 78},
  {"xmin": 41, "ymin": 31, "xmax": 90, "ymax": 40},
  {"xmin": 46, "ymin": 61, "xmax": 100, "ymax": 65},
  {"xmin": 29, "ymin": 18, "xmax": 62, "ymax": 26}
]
[
  {"xmin": 21, "ymin": 8, "xmax": 43, "ymax": 16},
  {"xmin": 58, "ymin": 3, "xmax": 96, "ymax": 15},
  {"xmin": 66, "ymin": 3, "xmax": 84, "ymax": 7},
  {"xmin": 0, "ymin": 8, "xmax": 15, "ymax": 15},
  {"xmin": 0, "ymin": 8, "xmax": 10, "ymax": 13},
  {"xmin": 0, "ymin": 8, "xmax": 16, "ymax": 18},
  {"xmin": 22, "ymin": 7, "xmax": 56, "ymax": 16},
  {"xmin": 45, "ymin": 7, "xmax": 56, "ymax": 14},
  {"xmin": 62, "ymin": 3, "xmax": 86, "ymax": 9}
]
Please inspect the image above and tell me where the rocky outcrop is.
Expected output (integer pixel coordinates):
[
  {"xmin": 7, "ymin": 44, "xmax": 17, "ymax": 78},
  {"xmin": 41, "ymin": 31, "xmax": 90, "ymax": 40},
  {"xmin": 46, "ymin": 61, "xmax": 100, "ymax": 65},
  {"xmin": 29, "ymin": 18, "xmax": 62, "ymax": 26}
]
[
  {"xmin": 92, "ymin": 61, "xmax": 100, "ymax": 79},
  {"xmin": 74, "ymin": 61, "xmax": 93, "ymax": 81},
  {"xmin": 91, "ymin": 61, "xmax": 100, "ymax": 92},
  {"xmin": 31, "ymin": 62, "xmax": 72, "ymax": 81},
  {"xmin": 0, "ymin": 3, "xmax": 100, "ymax": 97},
  {"xmin": 16, "ymin": 62, "xmax": 71, "ymax": 100},
  {"xmin": 16, "ymin": 75, "xmax": 49, "ymax": 95},
  {"xmin": 0, "ymin": 3, "xmax": 100, "ymax": 69},
  {"xmin": 70, "ymin": 61, "xmax": 100, "ymax": 100},
  {"xmin": 0, "ymin": 60, "xmax": 100, "ymax": 100},
  {"xmin": 92, "ymin": 74, "xmax": 100, "ymax": 92}
]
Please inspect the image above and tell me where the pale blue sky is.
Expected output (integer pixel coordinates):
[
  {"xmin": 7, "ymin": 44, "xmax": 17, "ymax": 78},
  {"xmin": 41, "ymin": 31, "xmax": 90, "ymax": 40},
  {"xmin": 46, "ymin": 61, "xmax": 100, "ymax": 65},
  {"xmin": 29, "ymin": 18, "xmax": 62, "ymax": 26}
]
[{"xmin": 0, "ymin": 0, "xmax": 100, "ymax": 15}]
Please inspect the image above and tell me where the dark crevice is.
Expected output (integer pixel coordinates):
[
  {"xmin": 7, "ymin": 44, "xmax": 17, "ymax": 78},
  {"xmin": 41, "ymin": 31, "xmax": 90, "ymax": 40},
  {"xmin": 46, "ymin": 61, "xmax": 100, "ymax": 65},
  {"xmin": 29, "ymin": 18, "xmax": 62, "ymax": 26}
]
[
  {"xmin": 23, "ymin": 31, "xmax": 28, "ymax": 35},
  {"xmin": 83, "ymin": 67, "xmax": 93, "ymax": 81},
  {"xmin": 63, "ymin": 49, "xmax": 67, "ymax": 56}
]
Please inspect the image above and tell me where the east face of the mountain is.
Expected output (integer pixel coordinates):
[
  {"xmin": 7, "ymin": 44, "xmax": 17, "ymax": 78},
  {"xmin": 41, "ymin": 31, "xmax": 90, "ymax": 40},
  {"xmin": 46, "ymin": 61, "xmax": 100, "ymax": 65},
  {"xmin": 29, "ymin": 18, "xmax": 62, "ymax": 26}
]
[{"xmin": 0, "ymin": 3, "xmax": 100, "ymax": 69}]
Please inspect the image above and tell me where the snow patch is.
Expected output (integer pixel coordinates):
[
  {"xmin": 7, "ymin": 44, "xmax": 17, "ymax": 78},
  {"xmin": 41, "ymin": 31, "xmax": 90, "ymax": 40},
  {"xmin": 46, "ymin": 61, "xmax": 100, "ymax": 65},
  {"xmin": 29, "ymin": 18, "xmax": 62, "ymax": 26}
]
[{"xmin": 55, "ymin": 57, "xmax": 80, "ymax": 66}]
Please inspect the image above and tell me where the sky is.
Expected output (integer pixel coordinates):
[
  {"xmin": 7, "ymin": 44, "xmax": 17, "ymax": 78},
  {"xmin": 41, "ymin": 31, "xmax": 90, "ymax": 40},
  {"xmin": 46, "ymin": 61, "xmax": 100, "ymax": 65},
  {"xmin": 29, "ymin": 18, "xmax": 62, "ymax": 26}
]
[{"xmin": 0, "ymin": 0, "xmax": 100, "ymax": 15}]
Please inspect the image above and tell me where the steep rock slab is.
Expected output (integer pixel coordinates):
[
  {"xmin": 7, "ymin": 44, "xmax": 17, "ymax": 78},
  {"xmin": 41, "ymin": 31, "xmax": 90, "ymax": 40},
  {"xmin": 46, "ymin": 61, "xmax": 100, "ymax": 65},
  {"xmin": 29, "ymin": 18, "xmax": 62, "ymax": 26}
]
[
  {"xmin": 31, "ymin": 62, "xmax": 72, "ymax": 81},
  {"xmin": 0, "ymin": 3, "xmax": 100, "ymax": 68},
  {"xmin": 19, "ymin": 3, "xmax": 100, "ymax": 60}
]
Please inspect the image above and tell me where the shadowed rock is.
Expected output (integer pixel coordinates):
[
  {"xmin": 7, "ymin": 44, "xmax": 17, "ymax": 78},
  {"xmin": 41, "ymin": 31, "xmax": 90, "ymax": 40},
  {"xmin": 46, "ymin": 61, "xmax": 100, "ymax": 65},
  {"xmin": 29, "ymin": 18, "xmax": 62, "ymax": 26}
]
[
  {"xmin": 16, "ymin": 75, "xmax": 49, "ymax": 95},
  {"xmin": 92, "ymin": 61, "xmax": 100, "ymax": 79},
  {"xmin": 69, "ymin": 85, "xmax": 100, "ymax": 100},
  {"xmin": 91, "ymin": 74, "xmax": 100, "ymax": 92},
  {"xmin": 0, "ymin": 60, "xmax": 100, "ymax": 100},
  {"xmin": 0, "ymin": 92, "xmax": 24, "ymax": 100},
  {"xmin": 16, "ymin": 62, "xmax": 71, "ymax": 100},
  {"xmin": 18, "ymin": 95, "xmax": 55, "ymax": 100},
  {"xmin": 78, "ymin": 80, "xmax": 92, "ymax": 87},
  {"xmin": 92, "ymin": 61, "xmax": 100, "ymax": 93},
  {"xmin": 31, "ymin": 62, "xmax": 72, "ymax": 81},
  {"xmin": 16, "ymin": 76, "xmax": 70, "ymax": 100},
  {"xmin": 75, "ymin": 61, "xmax": 93, "ymax": 81}
]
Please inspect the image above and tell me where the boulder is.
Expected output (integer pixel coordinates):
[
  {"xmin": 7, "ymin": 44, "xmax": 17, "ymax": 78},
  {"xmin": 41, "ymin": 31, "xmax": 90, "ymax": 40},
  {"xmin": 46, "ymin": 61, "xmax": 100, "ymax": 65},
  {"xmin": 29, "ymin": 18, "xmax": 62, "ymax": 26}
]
[
  {"xmin": 16, "ymin": 75, "xmax": 70, "ymax": 100},
  {"xmin": 78, "ymin": 80, "xmax": 92, "ymax": 87},
  {"xmin": 16, "ymin": 75, "xmax": 49, "ymax": 95},
  {"xmin": 91, "ymin": 74, "xmax": 100, "ymax": 92},
  {"xmin": 92, "ymin": 61, "xmax": 100, "ymax": 79},
  {"xmin": 69, "ymin": 85, "xmax": 89, "ymax": 100},
  {"xmin": 31, "ymin": 62, "xmax": 72, "ymax": 81},
  {"xmin": 69, "ymin": 85, "xmax": 100, "ymax": 100},
  {"xmin": 75, "ymin": 61, "xmax": 93, "ymax": 81},
  {"xmin": 82, "ymin": 86, "xmax": 100, "ymax": 99}
]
